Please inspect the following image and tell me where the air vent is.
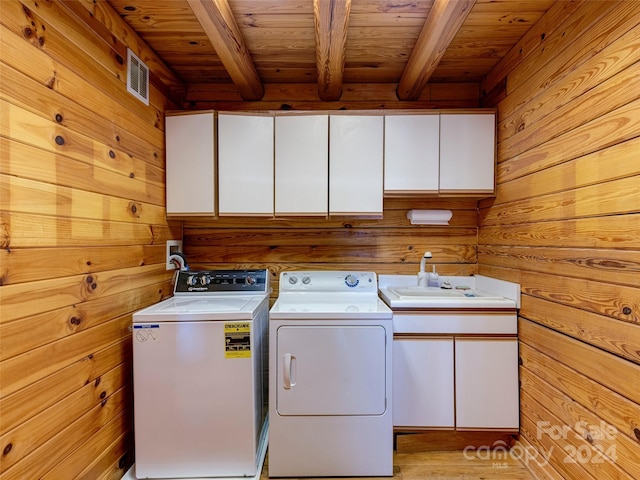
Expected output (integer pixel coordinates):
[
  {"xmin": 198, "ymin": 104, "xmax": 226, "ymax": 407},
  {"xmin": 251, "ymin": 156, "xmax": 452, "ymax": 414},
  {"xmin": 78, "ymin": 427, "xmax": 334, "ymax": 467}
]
[{"xmin": 127, "ymin": 48, "xmax": 149, "ymax": 105}]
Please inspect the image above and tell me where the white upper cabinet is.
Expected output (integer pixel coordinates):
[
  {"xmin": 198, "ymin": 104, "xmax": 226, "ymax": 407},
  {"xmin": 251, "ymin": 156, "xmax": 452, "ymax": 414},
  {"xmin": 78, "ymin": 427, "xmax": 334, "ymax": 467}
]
[
  {"xmin": 329, "ymin": 114, "xmax": 384, "ymax": 216},
  {"xmin": 439, "ymin": 112, "xmax": 496, "ymax": 194},
  {"xmin": 165, "ymin": 111, "xmax": 215, "ymax": 216},
  {"xmin": 384, "ymin": 114, "xmax": 440, "ymax": 194},
  {"xmin": 218, "ymin": 113, "xmax": 274, "ymax": 216},
  {"xmin": 275, "ymin": 113, "xmax": 329, "ymax": 216},
  {"xmin": 164, "ymin": 109, "xmax": 496, "ymax": 218}
]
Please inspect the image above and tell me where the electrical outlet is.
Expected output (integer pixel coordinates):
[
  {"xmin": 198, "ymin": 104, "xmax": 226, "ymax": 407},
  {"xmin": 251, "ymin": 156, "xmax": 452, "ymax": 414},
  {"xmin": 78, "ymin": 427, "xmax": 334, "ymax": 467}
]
[{"xmin": 166, "ymin": 240, "xmax": 183, "ymax": 270}]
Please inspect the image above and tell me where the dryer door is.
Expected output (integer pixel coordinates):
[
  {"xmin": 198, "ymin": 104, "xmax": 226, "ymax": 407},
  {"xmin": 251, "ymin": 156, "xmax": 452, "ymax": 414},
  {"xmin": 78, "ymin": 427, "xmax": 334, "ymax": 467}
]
[{"xmin": 275, "ymin": 325, "xmax": 387, "ymax": 416}]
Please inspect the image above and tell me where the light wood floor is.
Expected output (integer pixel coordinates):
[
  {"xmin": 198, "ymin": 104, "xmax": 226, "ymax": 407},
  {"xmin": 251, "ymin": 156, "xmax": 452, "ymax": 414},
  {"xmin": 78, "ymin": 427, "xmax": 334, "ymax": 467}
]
[
  {"xmin": 393, "ymin": 450, "xmax": 536, "ymax": 479},
  {"xmin": 261, "ymin": 450, "xmax": 537, "ymax": 480}
]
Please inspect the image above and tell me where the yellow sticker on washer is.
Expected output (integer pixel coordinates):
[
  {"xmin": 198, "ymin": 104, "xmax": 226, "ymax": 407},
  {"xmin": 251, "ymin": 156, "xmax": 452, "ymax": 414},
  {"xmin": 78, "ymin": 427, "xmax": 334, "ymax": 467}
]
[{"xmin": 225, "ymin": 322, "xmax": 251, "ymax": 358}]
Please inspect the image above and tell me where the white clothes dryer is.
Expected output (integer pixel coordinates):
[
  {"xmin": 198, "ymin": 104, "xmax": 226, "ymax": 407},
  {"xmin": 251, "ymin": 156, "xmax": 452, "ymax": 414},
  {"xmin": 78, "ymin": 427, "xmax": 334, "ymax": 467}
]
[
  {"xmin": 132, "ymin": 269, "xmax": 270, "ymax": 479},
  {"xmin": 268, "ymin": 271, "xmax": 393, "ymax": 477}
]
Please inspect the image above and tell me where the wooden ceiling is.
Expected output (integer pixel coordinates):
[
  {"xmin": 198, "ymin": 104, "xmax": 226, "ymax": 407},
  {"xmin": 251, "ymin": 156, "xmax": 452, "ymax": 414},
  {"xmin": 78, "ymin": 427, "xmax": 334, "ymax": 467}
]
[{"xmin": 107, "ymin": 0, "xmax": 556, "ymax": 102}]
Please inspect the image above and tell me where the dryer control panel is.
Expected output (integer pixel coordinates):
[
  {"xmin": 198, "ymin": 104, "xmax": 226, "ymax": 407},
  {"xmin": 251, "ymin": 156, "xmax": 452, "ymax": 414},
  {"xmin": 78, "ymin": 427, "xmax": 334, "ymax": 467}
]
[
  {"xmin": 174, "ymin": 269, "xmax": 269, "ymax": 294},
  {"xmin": 279, "ymin": 271, "xmax": 378, "ymax": 293}
]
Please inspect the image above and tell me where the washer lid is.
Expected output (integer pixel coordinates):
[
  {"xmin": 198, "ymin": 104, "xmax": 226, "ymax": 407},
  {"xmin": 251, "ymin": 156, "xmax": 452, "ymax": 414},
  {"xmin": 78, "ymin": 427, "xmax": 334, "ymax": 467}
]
[{"xmin": 133, "ymin": 295, "xmax": 267, "ymax": 322}]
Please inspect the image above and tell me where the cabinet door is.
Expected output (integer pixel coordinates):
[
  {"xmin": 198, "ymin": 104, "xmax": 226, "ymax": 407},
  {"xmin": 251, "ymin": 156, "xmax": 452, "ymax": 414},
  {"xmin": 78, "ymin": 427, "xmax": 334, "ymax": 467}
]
[
  {"xmin": 165, "ymin": 112, "xmax": 215, "ymax": 215},
  {"xmin": 439, "ymin": 113, "xmax": 496, "ymax": 194},
  {"xmin": 393, "ymin": 337, "xmax": 454, "ymax": 428},
  {"xmin": 275, "ymin": 114, "xmax": 328, "ymax": 215},
  {"xmin": 329, "ymin": 115, "xmax": 384, "ymax": 216},
  {"xmin": 218, "ymin": 113, "xmax": 274, "ymax": 215},
  {"xmin": 455, "ymin": 338, "xmax": 519, "ymax": 429},
  {"xmin": 384, "ymin": 114, "xmax": 439, "ymax": 194}
]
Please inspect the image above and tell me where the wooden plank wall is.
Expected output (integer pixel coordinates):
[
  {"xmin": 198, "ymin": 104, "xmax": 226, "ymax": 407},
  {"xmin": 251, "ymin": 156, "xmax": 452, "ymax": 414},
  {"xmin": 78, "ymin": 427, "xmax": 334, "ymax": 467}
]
[
  {"xmin": 478, "ymin": 1, "xmax": 640, "ymax": 479},
  {"xmin": 0, "ymin": 1, "xmax": 181, "ymax": 478},
  {"xmin": 185, "ymin": 82, "xmax": 481, "ymax": 111},
  {"xmin": 9, "ymin": 1, "xmax": 638, "ymax": 480},
  {"xmin": 183, "ymin": 197, "xmax": 480, "ymax": 300}
]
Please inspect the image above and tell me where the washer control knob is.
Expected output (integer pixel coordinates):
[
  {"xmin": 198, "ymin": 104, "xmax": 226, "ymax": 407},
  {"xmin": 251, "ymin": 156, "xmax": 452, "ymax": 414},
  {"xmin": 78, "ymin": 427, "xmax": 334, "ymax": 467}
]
[
  {"xmin": 199, "ymin": 275, "xmax": 209, "ymax": 286},
  {"xmin": 245, "ymin": 275, "xmax": 256, "ymax": 285},
  {"xmin": 187, "ymin": 275, "xmax": 198, "ymax": 286},
  {"xmin": 344, "ymin": 274, "xmax": 359, "ymax": 288},
  {"xmin": 288, "ymin": 276, "xmax": 298, "ymax": 285},
  {"xmin": 301, "ymin": 276, "xmax": 311, "ymax": 285}
]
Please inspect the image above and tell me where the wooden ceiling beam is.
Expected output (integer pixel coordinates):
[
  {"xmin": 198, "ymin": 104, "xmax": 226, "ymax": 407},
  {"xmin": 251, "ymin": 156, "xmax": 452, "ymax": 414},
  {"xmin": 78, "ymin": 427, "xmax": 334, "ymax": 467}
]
[
  {"xmin": 397, "ymin": 0, "xmax": 476, "ymax": 101},
  {"xmin": 186, "ymin": 0, "xmax": 264, "ymax": 101},
  {"xmin": 314, "ymin": 0, "xmax": 352, "ymax": 101}
]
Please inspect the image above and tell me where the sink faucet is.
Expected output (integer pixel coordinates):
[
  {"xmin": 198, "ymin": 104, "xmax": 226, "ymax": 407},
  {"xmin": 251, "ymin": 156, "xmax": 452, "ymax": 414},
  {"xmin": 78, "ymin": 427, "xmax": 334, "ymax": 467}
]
[{"xmin": 418, "ymin": 251, "xmax": 439, "ymax": 287}]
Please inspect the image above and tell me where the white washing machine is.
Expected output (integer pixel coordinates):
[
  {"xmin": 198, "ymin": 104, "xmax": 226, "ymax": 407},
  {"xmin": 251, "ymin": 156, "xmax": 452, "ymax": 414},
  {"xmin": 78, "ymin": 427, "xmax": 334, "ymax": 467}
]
[
  {"xmin": 132, "ymin": 269, "xmax": 270, "ymax": 479},
  {"xmin": 268, "ymin": 271, "xmax": 393, "ymax": 477}
]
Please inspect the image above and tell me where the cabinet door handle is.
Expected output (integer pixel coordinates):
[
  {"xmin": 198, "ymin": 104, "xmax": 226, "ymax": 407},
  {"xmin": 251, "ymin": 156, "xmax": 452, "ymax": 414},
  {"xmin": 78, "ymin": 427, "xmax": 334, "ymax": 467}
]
[{"xmin": 283, "ymin": 353, "xmax": 296, "ymax": 389}]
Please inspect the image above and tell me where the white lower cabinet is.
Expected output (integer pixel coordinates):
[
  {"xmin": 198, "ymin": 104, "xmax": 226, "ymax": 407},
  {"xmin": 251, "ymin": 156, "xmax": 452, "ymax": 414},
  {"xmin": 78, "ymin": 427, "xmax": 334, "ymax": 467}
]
[
  {"xmin": 392, "ymin": 311, "xmax": 518, "ymax": 431},
  {"xmin": 393, "ymin": 337, "xmax": 454, "ymax": 428},
  {"xmin": 455, "ymin": 338, "xmax": 519, "ymax": 429}
]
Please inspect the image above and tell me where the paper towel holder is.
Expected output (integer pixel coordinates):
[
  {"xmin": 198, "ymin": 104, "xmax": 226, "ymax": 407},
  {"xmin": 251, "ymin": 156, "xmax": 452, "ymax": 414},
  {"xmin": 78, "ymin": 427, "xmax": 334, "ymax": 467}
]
[{"xmin": 407, "ymin": 209, "xmax": 453, "ymax": 225}]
